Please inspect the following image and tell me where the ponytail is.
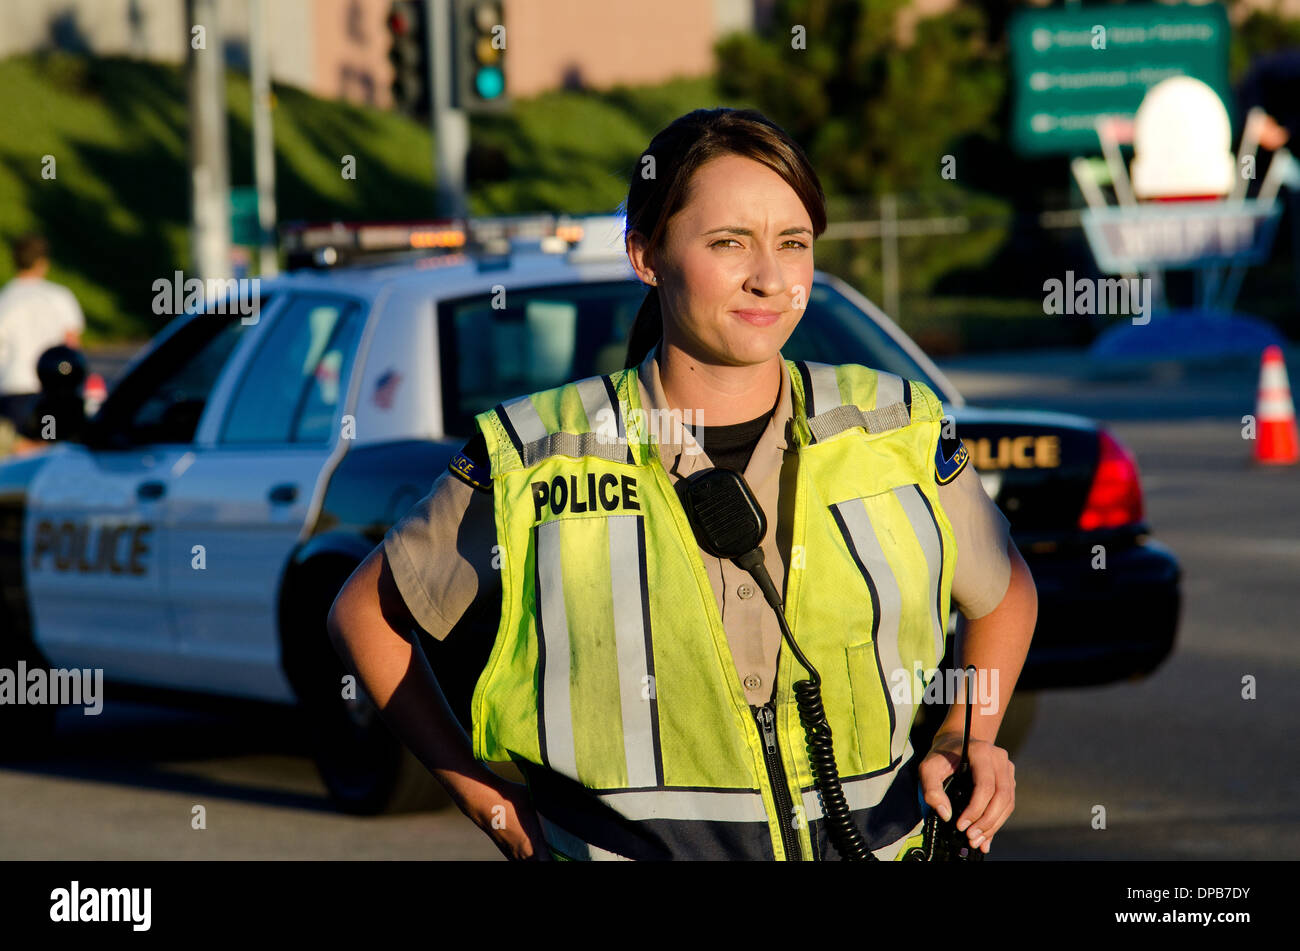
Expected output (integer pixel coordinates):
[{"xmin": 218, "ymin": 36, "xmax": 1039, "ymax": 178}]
[{"xmin": 623, "ymin": 285, "xmax": 664, "ymax": 369}]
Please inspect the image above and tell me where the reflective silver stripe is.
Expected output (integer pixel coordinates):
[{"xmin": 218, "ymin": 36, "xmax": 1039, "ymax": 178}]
[
  {"xmin": 876, "ymin": 818, "xmax": 925, "ymax": 861},
  {"xmin": 608, "ymin": 514, "xmax": 658, "ymax": 788},
  {"xmin": 536, "ymin": 519, "xmax": 577, "ymax": 778},
  {"xmin": 596, "ymin": 787, "xmax": 769, "ymax": 823},
  {"xmin": 502, "ymin": 393, "xmax": 548, "ymax": 446},
  {"xmin": 833, "ymin": 497, "xmax": 909, "ymax": 765},
  {"xmin": 1258, "ymin": 397, "xmax": 1295, "ymax": 417},
  {"xmin": 875, "ymin": 370, "xmax": 904, "ymax": 411},
  {"xmin": 807, "ymin": 401, "xmax": 910, "ymax": 442},
  {"xmin": 538, "ymin": 814, "xmax": 632, "ymax": 861},
  {"xmin": 519, "ymin": 431, "xmax": 629, "ymax": 466},
  {"xmin": 576, "ymin": 375, "xmax": 616, "ymax": 433},
  {"xmin": 805, "ymin": 361, "xmax": 842, "ymax": 416},
  {"xmin": 894, "ymin": 484, "xmax": 946, "ymax": 669}
]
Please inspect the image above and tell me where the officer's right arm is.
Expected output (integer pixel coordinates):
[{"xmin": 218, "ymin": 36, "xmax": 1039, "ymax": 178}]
[{"xmin": 326, "ymin": 440, "xmax": 551, "ymax": 860}]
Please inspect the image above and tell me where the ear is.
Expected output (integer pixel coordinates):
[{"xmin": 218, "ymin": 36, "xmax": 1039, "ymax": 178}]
[{"xmin": 625, "ymin": 229, "xmax": 656, "ymax": 286}]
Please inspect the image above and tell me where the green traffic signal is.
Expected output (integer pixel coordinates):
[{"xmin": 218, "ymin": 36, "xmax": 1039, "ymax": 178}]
[{"xmin": 475, "ymin": 67, "xmax": 504, "ymax": 100}]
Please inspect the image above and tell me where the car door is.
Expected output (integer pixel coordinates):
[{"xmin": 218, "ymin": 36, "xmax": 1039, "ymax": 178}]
[
  {"xmin": 24, "ymin": 310, "xmax": 255, "ymax": 685},
  {"xmin": 162, "ymin": 294, "xmax": 368, "ymax": 702}
]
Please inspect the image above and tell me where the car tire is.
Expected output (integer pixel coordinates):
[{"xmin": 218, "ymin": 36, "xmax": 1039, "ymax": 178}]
[
  {"xmin": 0, "ymin": 635, "xmax": 57, "ymax": 761},
  {"xmin": 284, "ymin": 558, "xmax": 451, "ymax": 816},
  {"xmin": 303, "ymin": 674, "xmax": 449, "ymax": 816}
]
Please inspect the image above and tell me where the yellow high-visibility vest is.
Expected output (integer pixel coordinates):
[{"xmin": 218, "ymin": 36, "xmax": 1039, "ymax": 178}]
[{"xmin": 471, "ymin": 360, "xmax": 958, "ymax": 860}]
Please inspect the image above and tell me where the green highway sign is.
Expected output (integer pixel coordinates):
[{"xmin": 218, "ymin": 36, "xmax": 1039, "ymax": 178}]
[
  {"xmin": 1009, "ymin": 2, "xmax": 1230, "ymax": 157},
  {"xmin": 230, "ymin": 186, "xmax": 260, "ymax": 246}
]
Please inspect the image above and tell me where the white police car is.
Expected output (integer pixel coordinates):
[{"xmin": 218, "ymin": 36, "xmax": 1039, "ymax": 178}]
[{"xmin": 0, "ymin": 215, "xmax": 1179, "ymax": 814}]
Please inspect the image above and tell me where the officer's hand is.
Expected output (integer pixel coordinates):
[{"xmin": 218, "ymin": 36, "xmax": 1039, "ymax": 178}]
[
  {"xmin": 919, "ymin": 731, "xmax": 1015, "ymax": 855},
  {"xmin": 465, "ymin": 778, "xmax": 555, "ymax": 861}
]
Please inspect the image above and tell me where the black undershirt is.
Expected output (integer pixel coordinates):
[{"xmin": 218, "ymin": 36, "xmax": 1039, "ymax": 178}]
[{"xmin": 689, "ymin": 407, "xmax": 774, "ymax": 473}]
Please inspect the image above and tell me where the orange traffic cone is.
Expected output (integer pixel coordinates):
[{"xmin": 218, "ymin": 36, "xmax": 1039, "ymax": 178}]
[{"xmin": 1255, "ymin": 346, "xmax": 1298, "ymax": 465}]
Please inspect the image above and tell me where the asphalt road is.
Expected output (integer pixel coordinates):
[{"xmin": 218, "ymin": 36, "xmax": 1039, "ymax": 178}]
[
  {"xmin": 0, "ymin": 346, "xmax": 1296, "ymax": 860},
  {"xmin": 943, "ymin": 349, "xmax": 1300, "ymax": 860}
]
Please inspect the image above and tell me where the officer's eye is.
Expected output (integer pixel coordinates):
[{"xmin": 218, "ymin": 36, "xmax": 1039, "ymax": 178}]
[{"xmin": 709, "ymin": 238, "xmax": 809, "ymax": 249}]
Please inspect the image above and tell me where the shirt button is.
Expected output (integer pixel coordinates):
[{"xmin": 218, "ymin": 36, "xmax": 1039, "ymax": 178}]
[
  {"xmin": 737, "ymin": 583, "xmax": 754, "ymax": 599},
  {"xmin": 743, "ymin": 674, "xmax": 762, "ymax": 690}
]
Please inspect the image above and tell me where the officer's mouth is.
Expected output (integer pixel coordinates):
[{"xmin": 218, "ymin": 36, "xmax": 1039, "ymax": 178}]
[{"xmin": 730, "ymin": 308, "xmax": 782, "ymax": 327}]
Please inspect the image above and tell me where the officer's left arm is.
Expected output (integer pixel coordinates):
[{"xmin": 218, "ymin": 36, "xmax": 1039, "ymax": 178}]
[
  {"xmin": 925, "ymin": 540, "xmax": 1036, "ymax": 853},
  {"xmin": 920, "ymin": 418, "xmax": 1038, "ymax": 854}
]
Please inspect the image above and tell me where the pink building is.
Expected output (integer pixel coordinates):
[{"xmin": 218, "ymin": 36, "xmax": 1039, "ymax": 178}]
[{"xmin": 0, "ymin": 0, "xmax": 765, "ymax": 108}]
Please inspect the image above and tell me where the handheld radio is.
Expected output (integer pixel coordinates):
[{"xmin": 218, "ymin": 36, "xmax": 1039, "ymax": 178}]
[{"xmin": 904, "ymin": 664, "xmax": 985, "ymax": 862}]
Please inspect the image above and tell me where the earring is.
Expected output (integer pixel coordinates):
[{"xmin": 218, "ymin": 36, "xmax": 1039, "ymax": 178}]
[{"xmin": 651, "ymin": 276, "xmax": 658, "ymax": 285}]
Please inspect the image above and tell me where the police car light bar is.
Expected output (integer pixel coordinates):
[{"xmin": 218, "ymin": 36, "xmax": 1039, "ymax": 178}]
[
  {"xmin": 281, "ymin": 219, "xmax": 468, "ymax": 269},
  {"xmin": 280, "ymin": 214, "xmax": 606, "ymax": 269}
]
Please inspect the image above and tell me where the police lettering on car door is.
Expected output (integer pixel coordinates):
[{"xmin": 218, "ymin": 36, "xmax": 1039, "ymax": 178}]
[{"xmin": 29, "ymin": 519, "xmax": 152, "ymax": 575}]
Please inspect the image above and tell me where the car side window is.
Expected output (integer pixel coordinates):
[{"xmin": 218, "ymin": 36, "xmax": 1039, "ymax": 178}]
[
  {"xmin": 436, "ymin": 281, "xmax": 643, "ymax": 437},
  {"xmin": 292, "ymin": 303, "xmax": 366, "ymax": 443},
  {"xmin": 89, "ymin": 313, "xmax": 253, "ymax": 449},
  {"xmin": 220, "ymin": 296, "xmax": 363, "ymax": 445},
  {"xmin": 434, "ymin": 279, "xmax": 948, "ymax": 440}
]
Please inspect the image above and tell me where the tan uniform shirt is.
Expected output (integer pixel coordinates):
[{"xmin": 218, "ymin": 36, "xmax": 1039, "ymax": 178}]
[{"xmin": 384, "ymin": 347, "xmax": 1012, "ymax": 708}]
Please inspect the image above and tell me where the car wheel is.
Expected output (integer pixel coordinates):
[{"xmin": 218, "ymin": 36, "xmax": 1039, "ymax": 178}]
[
  {"xmin": 0, "ymin": 635, "xmax": 57, "ymax": 761},
  {"xmin": 305, "ymin": 673, "xmax": 449, "ymax": 816},
  {"xmin": 285, "ymin": 558, "xmax": 450, "ymax": 816}
]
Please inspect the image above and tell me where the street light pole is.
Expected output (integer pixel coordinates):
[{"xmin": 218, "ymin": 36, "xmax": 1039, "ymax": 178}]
[
  {"xmin": 186, "ymin": 0, "xmax": 232, "ymax": 284},
  {"xmin": 429, "ymin": 0, "xmax": 468, "ymax": 218},
  {"xmin": 250, "ymin": 0, "xmax": 278, "ymax": 276}
]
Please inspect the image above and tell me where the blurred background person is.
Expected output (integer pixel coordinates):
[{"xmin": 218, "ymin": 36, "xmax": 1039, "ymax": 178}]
[
  {"xmin": 0, "ymin": 233, "xmax": 84, "ymax": 446},
  {"xmin": 1238, "ymin": 48, "xmax": 1300, "ymax": 152}
]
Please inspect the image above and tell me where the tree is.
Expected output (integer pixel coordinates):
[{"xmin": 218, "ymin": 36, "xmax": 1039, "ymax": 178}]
[{"xmin": 715, "ymin": 0, "xmax": 1004, "ymax": 195}]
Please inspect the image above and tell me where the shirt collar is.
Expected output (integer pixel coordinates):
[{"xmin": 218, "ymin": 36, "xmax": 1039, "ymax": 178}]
[{"xmin": 635, "ymin": 339, "xmax": 794, "ymax": 459}]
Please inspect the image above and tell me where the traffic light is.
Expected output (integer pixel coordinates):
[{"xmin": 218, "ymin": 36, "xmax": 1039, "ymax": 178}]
[
  {"xmin": 388, "ymin": 0, "xmax": 429, "ymax": 118},
  {"xmin": 453, "ymin": 0, "xmax": 508, "ymax": 113}
]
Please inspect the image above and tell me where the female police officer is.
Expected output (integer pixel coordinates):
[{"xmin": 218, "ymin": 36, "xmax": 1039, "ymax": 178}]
[{"xmin": 327, "ymin": 108, "xmax": 1038, "ymax": 861}]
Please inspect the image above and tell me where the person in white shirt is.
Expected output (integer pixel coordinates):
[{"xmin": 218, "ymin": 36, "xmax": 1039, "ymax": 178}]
[{"xmin": 0, "ymin": 234, "xmax": 84, "ymax": 435}]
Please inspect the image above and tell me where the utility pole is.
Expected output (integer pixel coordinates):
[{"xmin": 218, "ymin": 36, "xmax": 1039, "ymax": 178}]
[
  {"xmin": 880, "ymin": 193, "xmax": 900, "ymax": 321},
  {"xmin": 429, "ymin": 0, "xmax": 468, "ymax": 218},
  {"xmin": 249, "ymin": 0, "xmax": 278, "ymax": 276},
  {"xmin": 186, "ymin": 0, "xmax": 232, "ymax": 285}
]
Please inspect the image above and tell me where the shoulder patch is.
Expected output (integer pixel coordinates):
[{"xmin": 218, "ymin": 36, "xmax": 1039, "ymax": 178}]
[
  {"xmin": 934, "ymin": 426, "xmax": 970, "ymax": 485},
  {"xmin": 448, "ymin": 432, "xmax": 492, "ymax": 493}
]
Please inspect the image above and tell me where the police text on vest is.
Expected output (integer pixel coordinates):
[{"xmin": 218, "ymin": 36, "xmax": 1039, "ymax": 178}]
[{"xmin": 532, "ymin": 474, "xmax": 639, "ymax": 521}]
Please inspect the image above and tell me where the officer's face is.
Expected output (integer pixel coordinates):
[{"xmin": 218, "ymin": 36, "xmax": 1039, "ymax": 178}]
[{"xmin": 657, "ymin": 154, "xmax": 814, "ymax": 366}]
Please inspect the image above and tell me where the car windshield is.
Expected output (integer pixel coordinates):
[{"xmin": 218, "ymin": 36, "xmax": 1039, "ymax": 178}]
[{"xmin": 437, "ymin": 277, "xmax": 946, "ymax": 438}]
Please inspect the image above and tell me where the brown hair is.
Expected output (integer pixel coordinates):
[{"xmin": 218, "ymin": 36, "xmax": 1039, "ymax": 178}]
[
  {"xmin": 11, "ymin": 233, "xmax": 50, "ymax": 271},
  {"xmin": 621, "ymin": 108, "xmax": 827, "ymax": 369}
]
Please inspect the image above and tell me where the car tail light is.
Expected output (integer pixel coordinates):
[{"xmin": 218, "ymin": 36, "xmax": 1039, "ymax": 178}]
[{"xmin": 1078, "ymin": 429, "xmax": 1144, "ymax": 530}]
